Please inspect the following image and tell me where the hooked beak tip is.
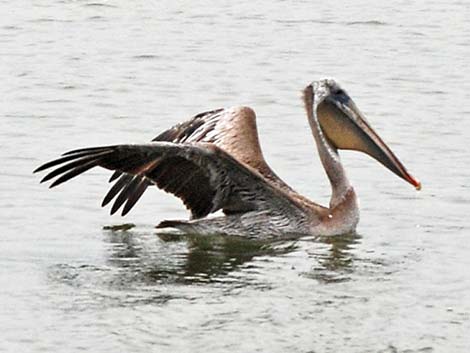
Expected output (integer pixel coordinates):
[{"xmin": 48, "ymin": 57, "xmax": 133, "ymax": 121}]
[
  {"xmin": 408, "ymin": 175, "xmax": 422, "ymax": 191},
  {"xmin": 415, "ymin": 181, "xmax": 422, "ymax": 191}
]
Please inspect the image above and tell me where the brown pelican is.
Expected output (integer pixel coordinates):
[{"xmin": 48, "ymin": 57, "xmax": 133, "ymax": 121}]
[{"xmin": 35, "ymin": 79, "xmax": 420, "ymax": 238}]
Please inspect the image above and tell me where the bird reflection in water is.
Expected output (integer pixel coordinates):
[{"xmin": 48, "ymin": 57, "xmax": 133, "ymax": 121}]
[
  {"xmin": 301, "ymin": 232, "xmax": 362, "ymax": 284},
  {"xmin": 103, "ymin": 225, "xmax": 361, "ymax": 287},
  {"xmin": 104, "ymin": 227, "xmax": 297, "ymax": 286}
]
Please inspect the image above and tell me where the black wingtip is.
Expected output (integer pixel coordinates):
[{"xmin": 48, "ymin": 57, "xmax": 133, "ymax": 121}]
[
  {"xmin": 49, "ymin": 177, "xmax": 69, "ymax": 188},
  {"xmin": 102, "ymin": 174, "xmax": 132, "ymax": 207},
  {"xmin": 34, "ymin": 161, "xmax": 57, "ymax": 173},
  {"xmin": 62, "ymin": 146, "xmax": 111, "ymax": 156},
  {"xmin": 121, "ymin": 180, "xmax": 148, "ymax": 216},
  {"xmin": 40, "ymin": 175, "xmax": 51, "ymax": 184},
  {"xmin": 110, "ymin": 203, "xmax": 120, "ymax": 215},
  {"xmin": 49, "ymin": 181, "xmax": 60, "ymax": 188},
  {"xmin": 40, "ymin": 169, "xmax": 61, "ymax": 184},
  {"xmin": 121, "ymin": 207, "xmax": 131, "ymax": 217},
  {"xmin": 109, "ymin": 171, "xmax": 122, "ymax": 183},
  {"xmin": 101, "ymin": 199, "xmax": 109, "ymax": 208}
]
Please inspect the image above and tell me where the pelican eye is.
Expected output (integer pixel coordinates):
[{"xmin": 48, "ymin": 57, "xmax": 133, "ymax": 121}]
[{"xmin": 334, "ymin": 89, "xmax": 345, "ymax": 96}]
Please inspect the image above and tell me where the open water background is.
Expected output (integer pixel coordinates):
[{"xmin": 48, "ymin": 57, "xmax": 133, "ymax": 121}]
[{"xmin": 1, "ymin": 1, "xmax": 469, "ymax": 352}]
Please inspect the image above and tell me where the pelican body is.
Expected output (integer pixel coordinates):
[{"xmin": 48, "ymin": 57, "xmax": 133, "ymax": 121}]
[{"xmin": 35, "ymin": 79, "xmax": 420, "ymax": 239}]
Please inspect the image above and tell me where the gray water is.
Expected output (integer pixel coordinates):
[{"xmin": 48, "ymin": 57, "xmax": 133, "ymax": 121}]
[{"xmin": 1, "ymin": 1, "xmax": 469, "ymax": 352}]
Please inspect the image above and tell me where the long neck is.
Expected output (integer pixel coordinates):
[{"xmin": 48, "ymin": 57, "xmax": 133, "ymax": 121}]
[{"xmin": 304, "ymin": 91, "xmax": 351, "ymax": 209}]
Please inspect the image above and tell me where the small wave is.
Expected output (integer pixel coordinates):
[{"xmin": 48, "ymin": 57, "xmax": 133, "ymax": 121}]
[
  {"xmin": 132, "ymin": 54, "xmax": 161, "ymax": 60},
  {"xmin": 83, "ymin": 2, "xmax": 118, "ymax": 8},
  {"xmin": 345, "ymin": 20, "xmax": 388, "ymax": 26},
  {"xmin": 2, "ymin": 25, "xmax": 22, "ymax": 30},
  {"xmin": 88, "ymin": 15, "xmax": 106, "ymax": 21},
  {"xmin": 275, "ymin": 19, "xmax": 335, "ymax": 25}
]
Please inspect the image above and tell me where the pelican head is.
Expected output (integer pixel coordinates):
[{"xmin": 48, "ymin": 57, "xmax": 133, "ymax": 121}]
[{"xmin": 305, "ymin": 79, "xmax": 421, "ymax": 190}]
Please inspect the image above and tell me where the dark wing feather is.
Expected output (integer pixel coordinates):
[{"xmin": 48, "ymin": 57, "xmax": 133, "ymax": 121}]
[
  {"xmin": 34, "ymin": 142, "xmax": 307, "ymax": 220},
  {"xmin": 110, "ymin": 176, "xmax": 143, "ymax": 215},
  {"xmin": 122, "ymin": 178, "xmax": 149, "ymax": 216},
  {"xmin": 96, "ymin": 109, "xmax": 224, "ymax": 216},
  {"xmin": 102, "ymin": 174, "xmax": 134, "ymax": 207}
]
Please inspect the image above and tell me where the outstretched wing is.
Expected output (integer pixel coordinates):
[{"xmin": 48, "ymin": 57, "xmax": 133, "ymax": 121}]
[
  {"xmin": 34, "ymin": 142, "xmax": 307, "ymax": 220},
  {"xmin": 102, "ymin": 106, "xmax": 292, "ymax": 216}
]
